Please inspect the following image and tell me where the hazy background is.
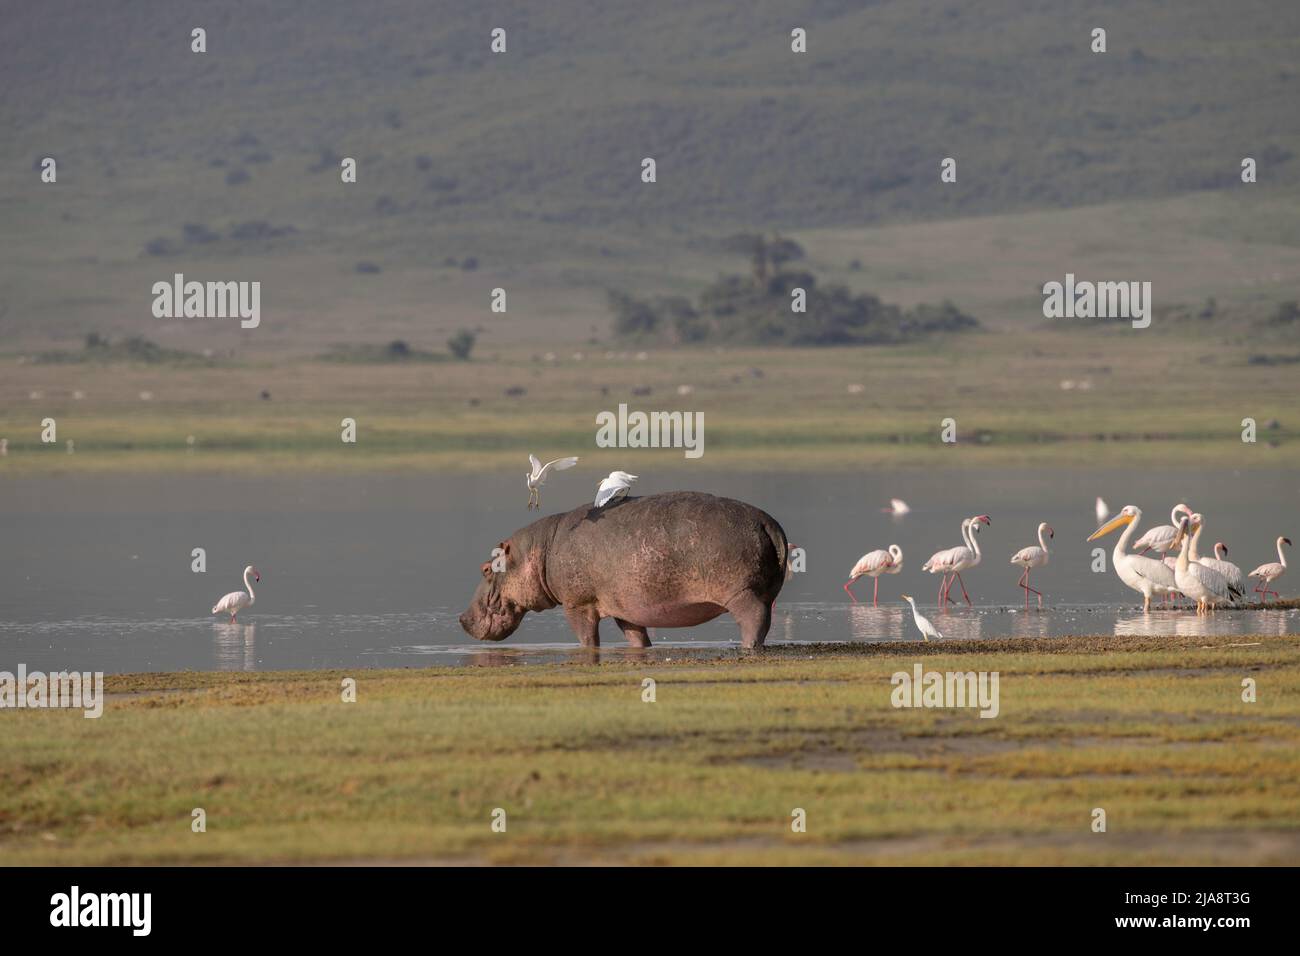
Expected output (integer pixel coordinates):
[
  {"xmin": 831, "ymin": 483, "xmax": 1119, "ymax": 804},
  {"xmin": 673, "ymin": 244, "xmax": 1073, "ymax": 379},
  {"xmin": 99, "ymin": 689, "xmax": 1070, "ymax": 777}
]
[{"xmin": 2, "ymin": 0, "xmax": 1299, "ymax": 353}]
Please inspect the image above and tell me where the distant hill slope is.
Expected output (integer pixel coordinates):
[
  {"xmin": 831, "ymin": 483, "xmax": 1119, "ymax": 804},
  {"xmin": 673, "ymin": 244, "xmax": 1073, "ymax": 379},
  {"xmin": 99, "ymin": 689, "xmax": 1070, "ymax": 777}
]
[{"xmin": 0, "ymin": 0, "xmax": 1297, "ymax": 344}]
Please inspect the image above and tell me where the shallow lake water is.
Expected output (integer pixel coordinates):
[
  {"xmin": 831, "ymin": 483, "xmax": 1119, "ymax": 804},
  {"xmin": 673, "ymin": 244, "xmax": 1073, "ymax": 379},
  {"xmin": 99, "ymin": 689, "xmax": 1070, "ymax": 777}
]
[{"xmin": 2, "ymin": 469, "xmax": 1297, "ymax": 672}]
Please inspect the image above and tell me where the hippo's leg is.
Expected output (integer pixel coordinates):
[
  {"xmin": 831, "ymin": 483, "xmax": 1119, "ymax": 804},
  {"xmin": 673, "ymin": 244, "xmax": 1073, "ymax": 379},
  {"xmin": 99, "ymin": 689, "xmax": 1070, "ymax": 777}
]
[
  {"xmin": 614, "ymin": 618, "xmax": 652, "ymax": 648},
  {"xmin": 563, "ymin": 605, "xmax": 601, "ymax": 648},
  {"xmin": 727, "ymin": 590, "xmax": 772, "ymax": 649}
]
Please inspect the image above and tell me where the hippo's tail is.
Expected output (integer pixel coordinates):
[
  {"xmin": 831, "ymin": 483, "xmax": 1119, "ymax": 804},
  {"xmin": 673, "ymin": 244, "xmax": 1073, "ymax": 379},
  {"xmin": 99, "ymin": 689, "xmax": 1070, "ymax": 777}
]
[{"xmin": 763, "ymin": 519, "xmax": 792, "ymax": 585}]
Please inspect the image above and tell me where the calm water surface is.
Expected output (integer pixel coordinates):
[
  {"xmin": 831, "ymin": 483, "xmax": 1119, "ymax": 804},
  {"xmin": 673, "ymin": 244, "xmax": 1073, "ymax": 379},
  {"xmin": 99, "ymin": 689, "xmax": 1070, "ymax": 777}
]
[{"xmin": 2, "ymin": 469, "xmax": 1297, "ymax": 672}]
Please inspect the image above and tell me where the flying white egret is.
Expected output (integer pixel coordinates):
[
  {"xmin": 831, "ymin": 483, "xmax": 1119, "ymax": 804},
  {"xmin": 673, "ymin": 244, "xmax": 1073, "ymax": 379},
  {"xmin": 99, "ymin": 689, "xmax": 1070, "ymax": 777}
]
[
  {"xmin": 594, "ymin": 471, "xmax": 638, "ymax": 507},
  {"xmin": 900, "ymin": 595, "xmax": 942, "ymax": 641},
  {"xmin": 1095, "ymin": 497, "xmax": 1109, "ymax": 525},
  {"xmin": 526, "ymin": 454, "xmax": 579, "ymax": 509},
  {"xmin": 1249, "ymin": 536, "xmax": 1292, "ymax": 602},
  {"xmin": 1010, "ymin": 522, "xmax": 1053, "ymax": 608},
  {"xmin": 1088, "ymin": 506, "xmax": 1176, "ymax": 612},
  {"xmin": 844, "ymin": 545, "xmax": 903, "ymax": 606},
  {"xmin": 1132, "ymin": 502, "xmax": 1194, "ymax": 556},
  {"xmin": 882, "ymin": 498, "xmax": 911, "ymax": 516},
  {"xmin": 212, "ymin": 566, "xmax": 260, "ymax": 622},
  {"xmin": 1171, "ymin": 516, "xmax": 1235, "ymax": 614}
]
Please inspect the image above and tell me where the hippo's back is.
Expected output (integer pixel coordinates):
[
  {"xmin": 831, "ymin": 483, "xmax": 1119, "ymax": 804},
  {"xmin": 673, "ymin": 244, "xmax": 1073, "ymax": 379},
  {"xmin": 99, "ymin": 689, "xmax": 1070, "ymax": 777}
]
[{"xmin": 545, "ymin": 491, "xmax": 790, "ymax": 608}]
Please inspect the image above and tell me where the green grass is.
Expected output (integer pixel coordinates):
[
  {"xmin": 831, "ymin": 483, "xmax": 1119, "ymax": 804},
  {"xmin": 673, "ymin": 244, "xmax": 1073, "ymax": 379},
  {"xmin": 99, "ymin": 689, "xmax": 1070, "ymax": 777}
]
[
  {"xmin": 3, "ymin": 324, "xmax": 1298, "ymax": 474},
  {"xmin": 3, "ymin": 634, "xmax": 1297, "ymax": 865}
]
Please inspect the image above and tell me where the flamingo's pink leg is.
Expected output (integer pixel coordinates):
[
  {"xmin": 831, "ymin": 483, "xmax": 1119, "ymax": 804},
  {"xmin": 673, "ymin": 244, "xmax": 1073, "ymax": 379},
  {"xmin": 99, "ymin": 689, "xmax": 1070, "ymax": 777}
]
[
  {"xmin": 955, "ymin": 573, "xmax": 972, "ymax": 606},
  {"xmin": 873, "ymin": 577, "xmax": 879, "ymax": 607},
  {"xmin": 843, "ymin": 579, "xmax": 858, "ymax": 603}
]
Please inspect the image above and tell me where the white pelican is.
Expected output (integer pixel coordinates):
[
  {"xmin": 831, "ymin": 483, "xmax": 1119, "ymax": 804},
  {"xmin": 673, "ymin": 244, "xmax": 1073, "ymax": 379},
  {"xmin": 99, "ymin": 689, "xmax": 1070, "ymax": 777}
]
[
  {"xmin": 1184, "ymin": 514, "xmax": 1244, "ymax": 603},
  {"xmin": 923, "ymin": 514, "xmax": 990, "ymax": 606},
  {"xmin": 212, "ymin": 566, "xmax": 260, "ymax": 622},
  {"xmin": 900, "ymin": 595, "xmax": 943, "ymax": 641},
  {"xmin": 1199, "ymin": 541, "xmax": 1245, "ymax": 598},
  {"xmin": 1088, "ymin": 505, "xmax": 1176, "ymax": 612},
  {"xmin": 594, "ymin": 471, "xmax": 637, "ymax": 507},
  {"xmin": 1010, "ymin": 522, "xmax": 1053, "ymax": 608},
  {"xmin": 844, "ymin": 545, "xmax": 902, "ymax": 606},
  {"xmin": 1171, "ymin": 516, "xmax": 1235, "ymax": 614},
  {"xmin": 1248, "ymin": 536, "xmax": 1291, "ymax": 602},
  {"xmin": 526, "ymin": 454, "xmax": 579, "ymax": 509},
  {"xmin": 1131, "ymin": 502, "xmax": 1194, "ymax": 556},
  {"xmin": 882, "ymin": 498, "xmax": 910, "ymax": 516},
  {"xmin": 1095, "ymin": 497, "xmax": 1109, "ymax": 525}
]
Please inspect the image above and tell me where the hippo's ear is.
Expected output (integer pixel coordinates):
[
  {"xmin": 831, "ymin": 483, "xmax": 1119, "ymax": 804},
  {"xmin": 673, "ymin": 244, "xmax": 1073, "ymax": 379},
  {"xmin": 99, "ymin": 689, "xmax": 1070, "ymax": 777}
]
[{"xmin": 502, "ymin": 540, "xmax": 512, "ymax": 556}]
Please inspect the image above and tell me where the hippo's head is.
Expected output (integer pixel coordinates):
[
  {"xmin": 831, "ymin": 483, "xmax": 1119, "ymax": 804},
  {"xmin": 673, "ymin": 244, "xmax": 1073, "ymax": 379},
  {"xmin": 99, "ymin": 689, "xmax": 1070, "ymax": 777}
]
[{"xmin": 459, "ymin": 541, "xmax": 528, "ymax": 641}]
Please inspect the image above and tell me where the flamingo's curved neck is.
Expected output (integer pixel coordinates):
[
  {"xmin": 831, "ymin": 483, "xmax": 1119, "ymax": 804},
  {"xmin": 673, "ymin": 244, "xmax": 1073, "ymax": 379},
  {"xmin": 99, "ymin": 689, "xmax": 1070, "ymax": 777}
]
[
  {"xmin": 959, "ymin": 519, "xmax": 972, "ymax": 551},
  {"xmin": 1279, "ymin": 539, "xmax": 1290, "ymax": 568},
  {"xmin": 1169, "ymin": 505, "xmax": 1182, "ymax": 527},
  {"xmin": 244, "ymin": 569, "xmax": 256, "ymax": 605},
  {"xmin": 967, "ymin": 522, "xmax": 982, "ymax": 560},
  {"xmin": 1038, "ymin": 525, "xmax": 1050, "ymax": 554}
]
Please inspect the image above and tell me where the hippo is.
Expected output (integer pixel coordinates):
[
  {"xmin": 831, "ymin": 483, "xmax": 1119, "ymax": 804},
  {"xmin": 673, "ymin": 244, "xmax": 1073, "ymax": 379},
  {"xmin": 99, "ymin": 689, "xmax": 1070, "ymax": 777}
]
[{"xmin": 459, "ymin": 491, "xmax": 790, "ymax": 648}]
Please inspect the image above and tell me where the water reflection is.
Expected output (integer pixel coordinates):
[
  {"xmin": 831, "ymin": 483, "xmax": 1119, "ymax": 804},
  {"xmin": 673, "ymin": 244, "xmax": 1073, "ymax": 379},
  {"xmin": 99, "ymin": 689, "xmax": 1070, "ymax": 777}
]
[
  {"xmin": 213, "ymin": 622, "xmax": 256, "ymax": 671},
  {"xmin": 846, "ymin": 605, "xmax": 907, "ymax": 642},
  {"xmin": 1114, "ymin": 609, "xmax": 1296, "ymax": 638}
]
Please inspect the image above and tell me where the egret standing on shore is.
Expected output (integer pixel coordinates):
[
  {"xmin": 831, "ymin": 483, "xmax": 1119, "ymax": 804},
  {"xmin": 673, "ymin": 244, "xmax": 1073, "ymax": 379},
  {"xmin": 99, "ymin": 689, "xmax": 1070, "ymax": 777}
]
[{"xmin": 900, "ymin": 595, "xmax": 943, "ymax": 641}]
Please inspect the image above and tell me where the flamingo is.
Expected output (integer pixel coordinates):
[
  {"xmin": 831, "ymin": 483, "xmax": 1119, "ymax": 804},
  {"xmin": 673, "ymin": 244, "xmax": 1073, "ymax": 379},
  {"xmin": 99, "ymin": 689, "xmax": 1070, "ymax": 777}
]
[
  {"xmin": 1131, "ymin": 502, "xmax": 1193, "ymax": 557},
  {"xmin": 1010, "ymin": 522, "xmax": 1053, "ymax": 608},
  {"xmin": 1249, "ymin": 536, "xmax": 1291, "ymax": 602},
  {"xmin": 900, "ymin": 595, "xmax": 943, "ymax": 641},
  {"xmin": 594, "ymin": 471, "xmax": 637, "ymax": 507},
  {"xmin": 212, "ymin": 566, "xmax": 260, "ymax": 622},
  {"xmin": 844, "ymin": 545, "xmax": 903, "ymax": 605},
  {"xmin": 1199, "ymin": 541, "xmax": 1245, "ymax": 598},
  {"xmin": 526, "ymin": 454, "xmax": 579, "ymax": 509},
  {"xmin": 923, "ymin": 515, "xmax": 990, "ymax": 607},
  {"xmin": 1171, "ymin": 516, "xmax": 1235, "ymax": 613},
  {"xmin": 882, "ymin": 498, "xmax": 910, "ymax": 516},
  {"xmin": 1095, "ymin": 497, "xmax": 1109, "ymax": 525},
  {"xmin": 1088, "ymin": 506, "xmax": 1176, "ymax": 612},
  {"xmin": 923, "ymin": 517, "xmax": 969, "ymax": 606}
]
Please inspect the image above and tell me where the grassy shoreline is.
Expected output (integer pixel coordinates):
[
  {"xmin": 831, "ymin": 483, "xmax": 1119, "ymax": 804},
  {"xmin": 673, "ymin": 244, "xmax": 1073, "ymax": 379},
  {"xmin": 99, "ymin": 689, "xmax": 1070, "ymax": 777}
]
[
  {"xmin": 3, "ymin": 329, "xmax": 1299, "ymax": 474},
  {"xmin": 4, "ymin": 633, "xmax": 1298, "ymax": 865}
]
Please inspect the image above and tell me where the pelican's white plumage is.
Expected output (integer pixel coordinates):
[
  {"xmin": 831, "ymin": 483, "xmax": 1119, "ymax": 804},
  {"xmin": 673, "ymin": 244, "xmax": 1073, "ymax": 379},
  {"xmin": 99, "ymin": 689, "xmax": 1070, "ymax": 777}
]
[
  {"xmin": 526, "ymin": 454, "xmax": 579, "ymax": 509},
  {"xmin": 212, "ymin": 565, "xmax": 259, "ymax": 622},
  {"xmin": 1088, "ymin": 506, "xmax": 1176, "ymax": 611},
  {"xmin": 844, "ymin": 544, "xmax": 902, "ymax": 605},
  {"xmin": 1249, "ymin": 536, "xmax": 1291, "ymax": 602},
  {"xmin": 594, "ymin": 471, "xmax": 637, "ymax": 507},
  {"xmin": 1172, "ymin": 516, "xmax": 1235, "ymax": 613},
  {"xmin": 901, "ymin": 595, "xmax": 942, "ymax": 641}
]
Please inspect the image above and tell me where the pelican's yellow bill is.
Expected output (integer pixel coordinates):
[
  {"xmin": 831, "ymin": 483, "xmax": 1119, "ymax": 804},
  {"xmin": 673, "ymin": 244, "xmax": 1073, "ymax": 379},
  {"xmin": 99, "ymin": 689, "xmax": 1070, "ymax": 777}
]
[{"xmin": 1087, "ymin": 513, "xmax": 1134, "ymax": 541}]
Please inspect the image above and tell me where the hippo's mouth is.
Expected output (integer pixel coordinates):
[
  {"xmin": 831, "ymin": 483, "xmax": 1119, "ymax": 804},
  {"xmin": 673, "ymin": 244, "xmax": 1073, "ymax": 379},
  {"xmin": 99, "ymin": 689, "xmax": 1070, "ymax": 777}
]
[{"xmin": 459, "ymin": 602, "xmax": 525, "ymax": 642}]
